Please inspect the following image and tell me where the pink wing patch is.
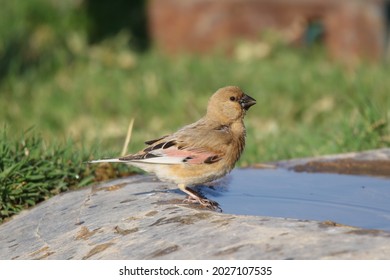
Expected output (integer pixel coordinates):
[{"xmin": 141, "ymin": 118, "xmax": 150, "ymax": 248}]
[{"xmin": 162, "ymin": 147, "xmax": 221, "ymax": 164}]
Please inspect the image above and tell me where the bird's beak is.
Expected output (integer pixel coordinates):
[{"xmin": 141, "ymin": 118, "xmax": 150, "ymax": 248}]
[{"xmin": 240, "ymin": 94, "xmax": 256, "ymax": 110}]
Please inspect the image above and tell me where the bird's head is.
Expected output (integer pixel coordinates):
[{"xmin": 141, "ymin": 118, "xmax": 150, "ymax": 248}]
[{"xmin": 206, "ymin": 86, "xmax": 256, "ymax": 123}]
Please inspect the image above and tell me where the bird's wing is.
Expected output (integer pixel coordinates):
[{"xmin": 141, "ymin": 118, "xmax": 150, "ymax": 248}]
[
  {"xmin": 88, "ymin": 137, "xmax": 223, "ymax": 165},
  {"xmin": 120, "ymin": 119, "xmax": 234, "ymax": 165},
  {"xmin": 89, "ymin": 120, "xmax": 233, "ymax": 165},
  {"xmin": 118, "ymin": 138, "xmax": 223, "ymax": 165}
]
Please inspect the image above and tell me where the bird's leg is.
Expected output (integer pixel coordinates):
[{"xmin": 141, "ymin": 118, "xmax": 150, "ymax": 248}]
[{"xmin": 178, "ymin": 183, "xmax": 221, "ymax": 211}]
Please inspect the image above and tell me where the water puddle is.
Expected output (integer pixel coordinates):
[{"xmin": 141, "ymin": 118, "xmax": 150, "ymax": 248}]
[{"xmin": 200, "ymin": 168, "xmax": 390, "ymax": 231}]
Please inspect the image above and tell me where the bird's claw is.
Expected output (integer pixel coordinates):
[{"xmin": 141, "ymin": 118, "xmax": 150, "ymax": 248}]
[{"xmin": 183, "ymin": 196, "xmax": 222, "ymax": 212}]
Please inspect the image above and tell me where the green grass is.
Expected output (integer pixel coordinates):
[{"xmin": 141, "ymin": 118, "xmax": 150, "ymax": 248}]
[
  {"xmin": 1, "ymin": 0, "xmax": 389, "ymax": 221},
  {"xmin": 0, "ymin": 128, "xmax": 90, "ymax": 222},
  {"xmin": 0, "ymin": 128, "xmax": 137, "ymax": 223}
]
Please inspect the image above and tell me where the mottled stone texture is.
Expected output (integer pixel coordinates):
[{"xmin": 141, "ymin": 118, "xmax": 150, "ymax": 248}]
[{"xmin": 148, "ymin": 0, "xmax": 386, "ymax": 62}]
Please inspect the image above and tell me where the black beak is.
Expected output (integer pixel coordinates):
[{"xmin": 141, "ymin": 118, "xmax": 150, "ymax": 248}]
[{"xmin": 240, "ymin": 94, "xmax": 256, "ymax": 110}]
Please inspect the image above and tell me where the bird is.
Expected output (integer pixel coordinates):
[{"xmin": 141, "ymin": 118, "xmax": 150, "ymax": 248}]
[{"xmin": 89, "ymin": 86, "xmax": 256, "ymax": 210}]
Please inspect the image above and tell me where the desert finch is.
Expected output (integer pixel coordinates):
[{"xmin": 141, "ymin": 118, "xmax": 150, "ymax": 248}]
[{"xmin": 89, "ymin": 86, "xmax": 256, "ymax": 209}]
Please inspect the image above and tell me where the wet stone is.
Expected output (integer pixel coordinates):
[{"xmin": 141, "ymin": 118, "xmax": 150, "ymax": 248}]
[{"xmin": 293, "ymin": 159, "xmax": 390, "ymax": 178}]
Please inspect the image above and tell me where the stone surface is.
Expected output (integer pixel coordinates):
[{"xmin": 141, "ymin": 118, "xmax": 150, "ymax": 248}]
[
  {"xmin": 272, "ymin": 148, "xmax": 390, "ymax": 169},
  {"xmin": 148, "ymin": 0, "xmax": 386, "ymax": 62},
  {"xmin": 1, "ymin": 149, "xmax": 390, "ymax": 260}
]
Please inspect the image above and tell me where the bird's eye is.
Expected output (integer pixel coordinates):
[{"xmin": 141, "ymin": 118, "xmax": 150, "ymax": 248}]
[{"xmin": 230, "ymin": 96, "xmax": 236, "ymax": 101}]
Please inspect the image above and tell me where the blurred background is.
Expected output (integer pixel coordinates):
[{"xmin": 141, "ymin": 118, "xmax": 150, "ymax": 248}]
[{"xmin": 1, "ymin": 0, "xmax": 390, "ymax": 164}]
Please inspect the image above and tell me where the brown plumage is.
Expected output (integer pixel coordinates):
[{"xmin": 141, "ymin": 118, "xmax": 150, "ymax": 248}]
[{"xmin": 89, "ymin": 86, "xmax": 256, "ymax": 209}]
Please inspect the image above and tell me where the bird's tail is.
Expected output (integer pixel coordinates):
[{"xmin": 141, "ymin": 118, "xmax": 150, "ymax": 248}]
[{"xmin": 87, "ymin": 158, "xmax": 123, "ymax": 164}]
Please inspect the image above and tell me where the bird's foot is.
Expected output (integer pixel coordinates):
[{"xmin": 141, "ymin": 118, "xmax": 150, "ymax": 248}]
[
  {"xmin": 184, "ymin": 195, "xmax": 222, "ymax": 212},
  {"xmin": 179, "ymin": 184, "xmax": 222, "ymax": 212}
]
